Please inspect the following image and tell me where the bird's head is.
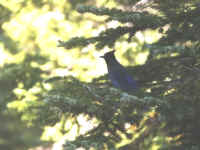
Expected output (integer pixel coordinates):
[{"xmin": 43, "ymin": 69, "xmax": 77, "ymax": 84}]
[{"xmin": 100, "ymin": 50, "xmax": 116, "ymax": 61}]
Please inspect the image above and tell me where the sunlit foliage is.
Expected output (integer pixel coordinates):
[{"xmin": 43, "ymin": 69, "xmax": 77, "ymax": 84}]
[{"xmin": 0, "ymin": 0, "xmax": 200, "ymax": 150}]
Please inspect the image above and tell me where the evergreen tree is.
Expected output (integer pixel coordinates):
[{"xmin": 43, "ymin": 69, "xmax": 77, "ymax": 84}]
[
  {"xmin": 56, "ymin": 0, "xmax": 200, "ymax": 150},
  {"xmin": 0, "ymin": 0, "xmax": 200, "ymax": 150}
]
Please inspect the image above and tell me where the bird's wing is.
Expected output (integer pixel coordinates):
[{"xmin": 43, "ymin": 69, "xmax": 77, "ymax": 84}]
[
  {"xmin": 109, "ymin": 71, "xmax": 121, "ymax": 88},
  {"xmin": 109, "ymin": 68, "xmax": 137, "ymax": 89}
]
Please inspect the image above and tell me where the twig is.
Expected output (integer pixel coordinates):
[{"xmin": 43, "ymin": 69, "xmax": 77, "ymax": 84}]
[
  {"xmin": 132, "ymin": 0, "xmax": 155, "ymax": 11},
  {"xmin": 82, "ymin": 84, "xmax": 105, "ymax": 101}
]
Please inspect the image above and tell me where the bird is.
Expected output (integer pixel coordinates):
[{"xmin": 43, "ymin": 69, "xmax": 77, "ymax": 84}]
[{"xmin": 101, "ymin": 50, "xmax": 137, "ymax": 93}]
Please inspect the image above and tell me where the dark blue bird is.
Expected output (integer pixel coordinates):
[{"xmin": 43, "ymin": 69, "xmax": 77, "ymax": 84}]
[{"xmin": 101, "ymin": 50, "xmax": 137, "ymax": 93}]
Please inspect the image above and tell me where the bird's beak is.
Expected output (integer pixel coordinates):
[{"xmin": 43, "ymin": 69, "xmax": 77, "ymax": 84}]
[{"xmin": 100, "ymin": 55, "xmax": 104, "ymax": 58}]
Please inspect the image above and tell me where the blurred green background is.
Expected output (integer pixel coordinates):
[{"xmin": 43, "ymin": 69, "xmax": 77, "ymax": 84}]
[{"xmin": 0, "ymin": 0, "xmax": 153, "ymax": 149}]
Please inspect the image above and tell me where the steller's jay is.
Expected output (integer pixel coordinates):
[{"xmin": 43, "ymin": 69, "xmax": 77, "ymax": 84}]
[{"xmin": 101, "ymin": 50, "xmax": 137, "ymax": 93}]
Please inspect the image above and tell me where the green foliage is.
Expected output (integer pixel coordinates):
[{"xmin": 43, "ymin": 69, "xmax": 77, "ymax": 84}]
[
  {"xmin": 1, "ymin": 0, "xmax": 200, "ymax": 150},
  {"xmin": 77, "ymin": 5, "xmax": 164, "ymax": 26},
  {"xmin": 44, "ymin": 76, "xmax": 167, "ymax": 150},
  {"xmin": 57, "ymin": 0, "xmax": 200, "ymax": 150},
  {"xmin": 58, "ymin": 27, "xmax": 136, "ymax": 49}
]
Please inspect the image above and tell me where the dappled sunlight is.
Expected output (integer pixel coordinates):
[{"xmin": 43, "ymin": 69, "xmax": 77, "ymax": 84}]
[
  {"xmin": 1, "ymin": 0, "xmax": 198, "ymax": 150},
  {"xmin": 114, "ymin": 30, "xmax": 161, "ymax": 66},
  {"xmin": 135, "ymin": 52, "xmax": 148, "ymax": 64},
  {"xmin": 41, "ymin": 114, "xmax": 99, "ymax": 144},
  {"xmin": 136, "ymin": 32, "xmax": 145, "ymax": 43},
  {"xmin": 42, "ymin": 124, "xmax": 64, "ymax": 141},
  {"xmin": 77, "ymin": 114, "xmax": 99, "ymax": 135},
  {"xmin": 0, "ymin": 2, "xmax": 161, "ymax": 147}
]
